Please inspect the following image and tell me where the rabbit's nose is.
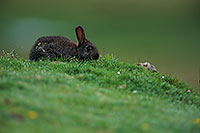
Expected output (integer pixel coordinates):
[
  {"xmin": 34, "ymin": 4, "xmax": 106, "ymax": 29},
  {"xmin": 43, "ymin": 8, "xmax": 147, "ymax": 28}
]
[{"xmin": 93, "ymin": 53, "xmax": 99, "ymax": 60}]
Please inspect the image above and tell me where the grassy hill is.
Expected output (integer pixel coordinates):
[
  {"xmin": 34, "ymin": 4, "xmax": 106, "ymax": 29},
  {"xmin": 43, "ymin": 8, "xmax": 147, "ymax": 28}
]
[{"xmin": 0, "ymin": 51, "xmax": 200, "ymax": 133}]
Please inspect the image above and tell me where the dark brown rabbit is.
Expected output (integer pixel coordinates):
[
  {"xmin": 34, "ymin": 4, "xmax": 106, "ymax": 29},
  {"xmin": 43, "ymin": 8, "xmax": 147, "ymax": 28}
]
[{"xmin": 29, "ymin": 26, "xmax": 99, "ymax": 61}]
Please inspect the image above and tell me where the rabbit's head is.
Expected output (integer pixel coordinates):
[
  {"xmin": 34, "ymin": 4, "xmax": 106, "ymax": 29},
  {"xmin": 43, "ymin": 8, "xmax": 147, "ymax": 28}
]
[{"xmin": 75, "ymin": 26, "xmax": 99, "ymax": 60}]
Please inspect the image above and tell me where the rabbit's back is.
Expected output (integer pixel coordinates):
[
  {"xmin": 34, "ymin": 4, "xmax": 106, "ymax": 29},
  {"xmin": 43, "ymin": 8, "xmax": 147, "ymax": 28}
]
[{"xmin": 29, "ymin": 36, "xmax": 78, "ymax": 61}]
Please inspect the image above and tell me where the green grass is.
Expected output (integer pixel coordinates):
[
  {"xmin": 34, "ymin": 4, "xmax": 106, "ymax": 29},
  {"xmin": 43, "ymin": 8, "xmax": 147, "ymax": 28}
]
[{"xmin": 0, "ymin": 52, "xmax": 200, "ymax": 133}]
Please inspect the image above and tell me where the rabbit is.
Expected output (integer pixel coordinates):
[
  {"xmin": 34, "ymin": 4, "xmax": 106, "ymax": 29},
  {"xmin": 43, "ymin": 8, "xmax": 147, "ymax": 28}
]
[{"xmin": 29, "ymin": 26, "xmax": 99, "ymax": 61}]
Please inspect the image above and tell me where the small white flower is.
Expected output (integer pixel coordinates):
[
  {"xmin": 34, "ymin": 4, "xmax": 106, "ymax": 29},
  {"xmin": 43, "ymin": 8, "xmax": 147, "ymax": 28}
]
[
  {"xmin": 133, "ymin": 90, "xmax": 137, "ymax": 94},
  {"xmin": 162, "ymin": 76, "xmax": 165, "ymax": 79},
  {"xmin": 117, "ymin": 71, "xmax": 120, "ymax": 75},
  {"xmin": 38, "ymin": 42, "xmax": 41, "ymax": 46},
  {"xmin": 42, "ymin": 49, "xmax": 46, "ymax": 53}
]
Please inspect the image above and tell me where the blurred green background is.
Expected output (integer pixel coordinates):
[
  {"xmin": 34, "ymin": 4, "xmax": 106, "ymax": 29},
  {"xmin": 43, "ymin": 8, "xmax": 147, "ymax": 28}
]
[{"xmin": 0, "ymin": 0, "xmax": 199, "ymax": 89}]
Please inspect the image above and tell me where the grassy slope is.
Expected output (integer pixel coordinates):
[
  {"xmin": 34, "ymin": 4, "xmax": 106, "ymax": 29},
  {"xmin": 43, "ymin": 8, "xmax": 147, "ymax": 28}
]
[{"xmin": 0, "ymin": 53, "xmax": 200, "ymax": 133}]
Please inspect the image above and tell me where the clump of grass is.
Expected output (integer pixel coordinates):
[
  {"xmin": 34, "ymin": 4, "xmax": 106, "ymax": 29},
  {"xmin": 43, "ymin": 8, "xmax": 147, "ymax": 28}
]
[
  {"xmin": 1, "ymin": 51, "xmax": 199, "ymax": 107},
  {"xmin": 2, "ymin": 50, "xmax": 19, "ymax": 59},
  {"xmin": 0, "ymin": 51, "xmax": 200, "ymax": 133}
]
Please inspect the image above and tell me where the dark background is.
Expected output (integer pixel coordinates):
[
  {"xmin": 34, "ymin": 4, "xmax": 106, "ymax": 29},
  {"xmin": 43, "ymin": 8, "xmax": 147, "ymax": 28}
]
[{"xmin": 0, "ymin": 0, "xmax": 199, "ymax": 89}]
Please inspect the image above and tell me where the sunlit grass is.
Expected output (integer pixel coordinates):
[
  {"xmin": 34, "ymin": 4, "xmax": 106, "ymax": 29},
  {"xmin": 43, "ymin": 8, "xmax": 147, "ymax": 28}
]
[{"xmin": 0, "ymin": 52, "xmax": 200, "ymax": 133}]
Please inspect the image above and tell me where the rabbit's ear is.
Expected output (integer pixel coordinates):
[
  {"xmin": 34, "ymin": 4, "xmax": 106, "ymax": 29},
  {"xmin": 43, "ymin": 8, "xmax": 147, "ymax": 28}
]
[{"xmin": 75, "ymin": 26, "xmax": 85, "ymax": 44}]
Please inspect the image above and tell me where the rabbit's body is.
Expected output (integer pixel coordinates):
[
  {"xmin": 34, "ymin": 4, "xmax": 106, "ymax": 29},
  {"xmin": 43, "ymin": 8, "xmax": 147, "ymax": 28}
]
[
  {"xmin": 29, "ymin": 26, "xmax": 99, "ymax": 61},
  {"xmin": 29, "ymin": 36, "xmax": 78, "ymax": 61}
]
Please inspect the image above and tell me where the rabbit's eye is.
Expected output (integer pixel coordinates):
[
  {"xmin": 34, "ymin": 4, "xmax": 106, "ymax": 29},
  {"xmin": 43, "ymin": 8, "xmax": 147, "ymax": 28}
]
[{"xmin": 85, "ymin": 46, "xmax": 93, "ymax": 51}]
